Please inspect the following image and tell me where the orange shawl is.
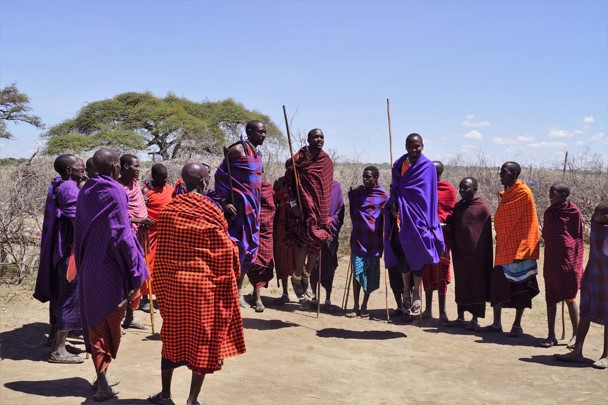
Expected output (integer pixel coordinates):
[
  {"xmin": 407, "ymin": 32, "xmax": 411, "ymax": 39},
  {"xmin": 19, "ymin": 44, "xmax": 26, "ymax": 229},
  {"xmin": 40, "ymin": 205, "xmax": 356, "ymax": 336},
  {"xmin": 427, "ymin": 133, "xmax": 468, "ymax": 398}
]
[{"xmin": 494, "ymin": 179, "xmax": 540, "ymax": 266}]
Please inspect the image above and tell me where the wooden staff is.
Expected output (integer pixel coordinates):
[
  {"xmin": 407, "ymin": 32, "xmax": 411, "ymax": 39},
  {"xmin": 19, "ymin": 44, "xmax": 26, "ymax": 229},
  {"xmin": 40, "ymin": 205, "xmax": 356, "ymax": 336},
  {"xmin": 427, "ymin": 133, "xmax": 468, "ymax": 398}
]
[
  {"xmin": 341, "ymin": 255, "xmax": 353, "ymax": 310},
  {"xmin": 561, "ymin": 301, "xmax": 566, "ymax": 340},
  {"xmin": 144, "ymin": 235, "xmax": 155, "ymax": 334},
  {"xmin": 282, "ymin": 105, "xmax": 303, "ymax": 209},
  {"xmin": 385, "ymin": 98, "xmax": 393, "ymax": 323},
  {"xmin": 222, "ymin": 146, "xmax": 236, "ymax": 205},
  {"xmin": 317, "ymin": 251, "xmax": 322, "ymax": 318},
  {"xmin": 343, "ymin": 258, "xmax": 354, "ymax": 311}
]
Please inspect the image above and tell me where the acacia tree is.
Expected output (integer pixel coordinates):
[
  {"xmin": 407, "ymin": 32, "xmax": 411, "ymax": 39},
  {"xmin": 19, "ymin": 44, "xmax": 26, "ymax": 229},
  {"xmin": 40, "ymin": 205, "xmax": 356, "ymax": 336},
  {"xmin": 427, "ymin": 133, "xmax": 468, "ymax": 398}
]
[
  {"xmin": 0, "ymin": 83, "xmax": 45, "ymax": 139},
  {"xmin": 44, "ymin": 92, "xmax": 283, "ymax": 159}
]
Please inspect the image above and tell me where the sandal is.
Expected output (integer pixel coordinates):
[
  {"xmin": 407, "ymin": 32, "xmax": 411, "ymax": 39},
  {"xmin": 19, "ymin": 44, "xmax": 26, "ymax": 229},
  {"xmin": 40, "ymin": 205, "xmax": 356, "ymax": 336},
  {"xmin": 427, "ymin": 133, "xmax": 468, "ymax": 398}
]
[
  {"xmin": 345, "ymin": 310, "xmax": 359, "ymax": 318},
  {"xmin": 539, "ymin": 337, "xmax": 559, "ymax": 348},
  {"xmin": 360, "ymin": 308, "xmax": 370, "ymax": 318},
  {"xmin": 93, "ymin": 387, "xmax": 119, "ymax": 402},
  {"xmin": 592, "ymin": 357, "xmax": 608, "ymax": 370},
  {"xmin": 254, "ymin": 301, "xmax": 265, "ymax": 313},
  {"xmin": 92, "ymin": 376, "xmax": 120, "ymax": 390},
  {"xmin": 566, "ymin": 336, "xmax": 576, "ymax": 350},
  {"xmin": 148, "ymin": 392, "xmax": 176, "ymax": 405},
  {"xmin": 48, "ymin": 352, "xmax": 84, "ymax": 364},
  {"xmin": 410, "ymin": 299, "xmax": 422, "ymax": 315}
]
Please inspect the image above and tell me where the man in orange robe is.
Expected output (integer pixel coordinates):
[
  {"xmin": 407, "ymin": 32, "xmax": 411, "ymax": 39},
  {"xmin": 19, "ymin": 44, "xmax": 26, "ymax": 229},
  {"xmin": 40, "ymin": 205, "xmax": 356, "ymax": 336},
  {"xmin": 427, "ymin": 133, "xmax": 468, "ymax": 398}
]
[
  {"xmin": 140, "ymin": 163, "xmax": 174, "ymax": 312},
  {"xmin": 151, "ymin": 163, "xmax": 245, "ymax": 405},
  {"xmin": 482, "ymin": 161, "xmax": 540, "ymax": 337}
]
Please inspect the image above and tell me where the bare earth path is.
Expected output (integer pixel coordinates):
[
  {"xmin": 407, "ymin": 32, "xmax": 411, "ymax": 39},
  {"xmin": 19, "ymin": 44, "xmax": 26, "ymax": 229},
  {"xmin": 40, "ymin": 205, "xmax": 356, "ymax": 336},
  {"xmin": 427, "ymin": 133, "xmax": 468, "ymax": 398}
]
[{"xmin": 1, "ymin": 257, "xmax": 606, "ymax": 405}]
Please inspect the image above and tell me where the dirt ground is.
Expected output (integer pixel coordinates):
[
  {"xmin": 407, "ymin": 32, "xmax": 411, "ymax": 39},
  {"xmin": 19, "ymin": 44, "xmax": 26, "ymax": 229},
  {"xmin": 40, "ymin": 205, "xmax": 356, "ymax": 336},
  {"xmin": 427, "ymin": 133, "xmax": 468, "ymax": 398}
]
[{"xmin": 1, "ymin": 257, "xmax": 606, "ymax": 405}]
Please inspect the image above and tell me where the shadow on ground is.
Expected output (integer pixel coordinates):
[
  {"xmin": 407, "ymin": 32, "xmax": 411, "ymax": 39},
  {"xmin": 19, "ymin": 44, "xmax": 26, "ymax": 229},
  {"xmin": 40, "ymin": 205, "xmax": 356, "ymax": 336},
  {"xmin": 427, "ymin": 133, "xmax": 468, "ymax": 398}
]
[
  {"xmin": 243, "ymin": 318, "xmax": 299, "ymax": 330},
  {"xmin": 0, "ymin": 322, "xmax": 53, "ymax": 361},
  {"xmin": 4, "ymin": 377, "xmax": 90, "ymax": 398},
  {"xmin": 421, "ymin": 324, "xmax": 541, "ymax": 347},
  {"xmin": 316, "ymin": 328, "xmax": 407, "ymax": 340},
  {"xmin": 519, "ymin": 354, "xmax": 595, "ymax": 368}
]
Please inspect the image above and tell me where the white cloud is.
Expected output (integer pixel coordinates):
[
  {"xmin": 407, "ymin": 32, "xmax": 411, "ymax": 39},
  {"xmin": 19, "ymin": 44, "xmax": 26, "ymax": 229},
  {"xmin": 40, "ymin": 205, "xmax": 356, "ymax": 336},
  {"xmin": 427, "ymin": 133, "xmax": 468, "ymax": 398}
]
[
  {"xmin": 587, "ymin": 132, "xmax": 607, "ymax": 144},
  {"xmin": 461, "ymin": 117, "xmax": 492, "ymax": 128},
  {"xmin": 583, "ymin": 116, "xmax": 595, "ymax": 125},
  {"xmin": 528, "ymin": 141, "xmax": 567, "ymax": 149},
  {"xmin": 464, "ymin": 130, "xmax": 483, "ymax": 140},
  {"xmin": 492, "ymin": 137, "xmax": 517, "ymax": 145},
  {"xmin": 574, "ymin": 129, "xmax": 585, "ymax": 135},
  {"xmin": 518, "ymin": 135, "xmax": 534, "ymax": 142},
  {"xmin": 547, "ymin": 125, "xmax": 573, "ymax": 138}
]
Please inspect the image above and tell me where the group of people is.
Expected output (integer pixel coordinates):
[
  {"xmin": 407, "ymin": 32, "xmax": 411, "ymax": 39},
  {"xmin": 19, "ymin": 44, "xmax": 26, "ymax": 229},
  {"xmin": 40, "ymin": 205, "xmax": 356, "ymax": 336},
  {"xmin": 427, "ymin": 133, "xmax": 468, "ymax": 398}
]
[{"xmin": 33, "ymin": 124, "xmax": 608, "ymax": 402}]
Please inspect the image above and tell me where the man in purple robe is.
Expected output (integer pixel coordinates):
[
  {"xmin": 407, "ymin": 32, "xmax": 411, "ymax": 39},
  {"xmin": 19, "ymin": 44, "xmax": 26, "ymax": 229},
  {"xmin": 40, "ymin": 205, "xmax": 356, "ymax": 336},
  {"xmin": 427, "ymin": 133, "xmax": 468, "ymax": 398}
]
[
  {"xmin": 74, "ymin": 148, "xmax": 148, "ymax": 402},
  {"xmin": 384, "ymin": 133, "xmax": 444, "ymax": 322},
  {"xmin": 34, "ymin": 154, "xmax": 85, "ymax": 364},
  {"xmin": 310, "ymin": 179, "xmax": 345, "ymax": 310},
  {"xmin": 212, "ymin": 121, "xmax": 265, "ymax": 308}
]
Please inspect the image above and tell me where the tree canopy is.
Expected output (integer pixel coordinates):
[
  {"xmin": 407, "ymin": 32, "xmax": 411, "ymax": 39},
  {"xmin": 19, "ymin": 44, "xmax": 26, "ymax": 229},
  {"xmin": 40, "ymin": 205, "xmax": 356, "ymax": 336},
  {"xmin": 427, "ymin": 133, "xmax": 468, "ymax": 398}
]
[
  {"xmin": 43, "ymin": 92, "xmax": 283, "ymax": 159},
  {"xmin": 0, "ymin": 83, "xmax": 45, "ymax": 139}
]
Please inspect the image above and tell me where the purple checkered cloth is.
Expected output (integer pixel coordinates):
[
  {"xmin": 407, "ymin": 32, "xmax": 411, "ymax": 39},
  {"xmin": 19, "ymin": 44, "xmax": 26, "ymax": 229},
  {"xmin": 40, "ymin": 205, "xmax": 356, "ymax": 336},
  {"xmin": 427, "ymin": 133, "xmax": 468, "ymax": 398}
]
[
  {"xmin": 74, "ymin": 175, "xmax": 148, "ymax": 351},
  {"xmin": 348, "ymin": 183, "xmax": 388, "ymax": 258},
  {"xmin": 580, "ymin": 220, "xmax": 608, "ymax": 325}
]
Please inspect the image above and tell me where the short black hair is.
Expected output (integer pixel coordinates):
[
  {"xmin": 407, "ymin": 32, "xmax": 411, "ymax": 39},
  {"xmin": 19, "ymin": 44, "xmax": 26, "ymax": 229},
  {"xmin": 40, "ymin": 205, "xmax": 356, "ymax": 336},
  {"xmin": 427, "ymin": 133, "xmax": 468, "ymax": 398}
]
[
  {"xmin": 53, "ymin": 154, "xmax": 76, "ymax": 175},
  {"xmin": 594, "ymin": 202, "xmax": 608, "ymax": 217},
  {"xmin": 503, "ymin": 161, "xmax": 521, "ymax": 175},
  {"xmin": 461, "ymin": 176, "xmax": 479, "ymax": 190},
  {"xmin": 151, "ymin": 163, "xmax": 168, "ymax": 177},
  {"xmin": 246, "ymin": 120, "xmax": 263, "ymax": 133},
  {"xmin": 120, "ymin": 154, "xmax": 138, "ymax": 167},
  {"xmin": 406, "ymin": 133, "xmax": 423, "ymax": 144},
  {"xmin": 551, "ymin": 182, "xmax": 570, "ymax": 198},
  {"xmin": 364, "ymin": 166, "xmax": 380, "ymax": 179}
]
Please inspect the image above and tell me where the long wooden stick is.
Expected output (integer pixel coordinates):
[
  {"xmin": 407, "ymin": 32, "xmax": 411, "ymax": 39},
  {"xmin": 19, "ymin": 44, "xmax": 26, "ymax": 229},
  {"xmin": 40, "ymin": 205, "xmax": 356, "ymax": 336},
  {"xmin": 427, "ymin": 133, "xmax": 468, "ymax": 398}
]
[
  {"xmin": 317, "ymin": 251, "xmax": 322, "ymax": 318},
  {"xmin": 341, "ymin": 255, "xmax": 353, "ymax": 310},
  {"xmin": 144, "ymin": 235, "xmax": 155, "ymax": 334},
  {"xmin": 343, "ymin": 257, "xmax": 353, "ymax": 311},
  {"xmin": 282, "ymin": 105, "xmax": 303, "ymax": 209},
  {"xmin": 385, "ymin": 98, "xmax": 393, "ymax": 323},
  {"xmin": 223, "ymin": 146, "xmax": 236, "ymax": 204},
  {"xmin": 561, "ymin": 301, "xmax": 566, "ymax": 340}
]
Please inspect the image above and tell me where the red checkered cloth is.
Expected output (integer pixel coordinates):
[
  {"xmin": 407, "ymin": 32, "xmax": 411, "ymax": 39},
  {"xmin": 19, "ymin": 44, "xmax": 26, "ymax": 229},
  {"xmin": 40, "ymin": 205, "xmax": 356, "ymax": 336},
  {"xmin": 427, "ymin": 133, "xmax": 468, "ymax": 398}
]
[
  {"xmin": 542, "ymin": 201, "xmax": 585, "ymax": 307},
  {"xmin": 247, "ymin": 181, "xmax": 276, "ymax": 289},
  {"xmin": 580, "ymin": 220, "xmax": 608, "ymax": 325},
  {"xmin": 273, "ymin": 178, "xmax": 296, "ymax": 279},
  {"xmin": 89, "ymin": 305, "xmax": 126, "ymax": 374},
  {"xmin": 422, "ymin": 180, "xmax": 457, "ymax": 293},
  {"xmin": 284, "ymin": 147, "xmax": 333, "ymax": 256},
  {"xmin": 153, "ymin": 193, "xmax": 246, "ymax": 371}
]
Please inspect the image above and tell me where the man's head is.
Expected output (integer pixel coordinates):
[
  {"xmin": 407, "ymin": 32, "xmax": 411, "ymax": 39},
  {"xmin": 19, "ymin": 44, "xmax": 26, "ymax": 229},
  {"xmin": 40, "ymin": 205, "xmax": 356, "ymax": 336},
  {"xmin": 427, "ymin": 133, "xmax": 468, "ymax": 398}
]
[
  {"xmin": 549, "ymin": 182, "xmax": 570, "ymax": 206},
  {"xmin": 72, "ymin": 157, "xmax": 86, "ymax": 182},
  {"xmin": 53, "ymin": 154, "xmax": 83, "ymax": 181},
  {"xmin": 85, "ymin": 157, "xmax": 98, "ymax": 178},
  {"xmin": 405, "ymin": 133, "xmax": 424, "ymax": 163},
  {"xmin": 284, "ymin": 158, "xmax": 293, "ymax": 170},
  {"xmin": 181, "ymin": 163, "xmax": 210, "ymax": 193},
  {"xmin": 499, "ymin": 161, "xmax": 521, "ymax": 188},
  {"xmin": 433, "ymin": 161, "xmax": 444, "ymax": 180},
  {"xmin": 362, "ymin": 166, "xmax": 379, "ymax": 189},
  {"xmin": 151, "ymin": 163, "xmax": 168, "ymax": 187},
  {"xmin": 459, "ymin": 177, "xmax": 478, "ymax": 201},
  {"xmin": 307, "ymin": 128, "xmax": 325, "ymax": 151},
  {"xmin": 592, "ymin": 202, "xmax": 608, "ymax": 225},
  {"xmin": 120, "ymin": 154, "xmax": 140, "ymax": 180},
  {"xmin": 92, "ymin": 148, "xmax": 121, "ymax": 179},
  {"xmin": 246, "ymin": 121, "xmax": 267, "ymax": 147}
]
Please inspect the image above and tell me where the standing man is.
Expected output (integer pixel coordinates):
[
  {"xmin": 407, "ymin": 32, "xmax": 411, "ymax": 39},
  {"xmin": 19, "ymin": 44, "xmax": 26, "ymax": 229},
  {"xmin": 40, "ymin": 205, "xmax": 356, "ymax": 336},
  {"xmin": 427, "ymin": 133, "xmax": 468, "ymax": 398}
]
[
  {"xmin": 284, "ymin": 128, "xmax": 334, "ymax": 302},
  {"xmin": 34, "ymin": 154, "xmax": 85, "ymax": 364},
  {"xmin": 213, "ymin": 121, "xmax": 266, "ymax": 308},
  {"xmin": 482, "ymin": 161, "xmax": 540, "ymax": 337},
  {"xmin": 140, "ymin": 163, "xmax": 174, "ymax": 312},
  {"xmin": 151, "ymin": 163, "xmax": 246, "ymax": 405},
  {"xmin": 421, "ymin": 161, "xmax": 457, "ymax": 323},
  {"xmin": 246, "ymin": 179, "xmax": 276, "ymax": 313},
  {"xmin": 273, "ymin": 159, "xmax": 297, "ymax": 305},
  {"xmin": 75, "ymin": 148, "xmax": 148, "ymax": 401},
  {"xmin": 447, "ymin": 177, "xmax": 493, "ymax": 330},
  {"xmin": 346, "ymin": 166, "xmax": 388, "ymax": 318},
  {"xmin": 310, "ymin": 178, "xmax": 345, "ymax": 310},
  {"xmin": 119, "ymin": 154, "xmax": 153, "ymax": 328},
  {"xmin": 384, "ymin": 133, "xmax": 444, "ymax": 322},
  {"xmin": 540, "ymin": 183, "xmax": 584, "ymax": 348}
]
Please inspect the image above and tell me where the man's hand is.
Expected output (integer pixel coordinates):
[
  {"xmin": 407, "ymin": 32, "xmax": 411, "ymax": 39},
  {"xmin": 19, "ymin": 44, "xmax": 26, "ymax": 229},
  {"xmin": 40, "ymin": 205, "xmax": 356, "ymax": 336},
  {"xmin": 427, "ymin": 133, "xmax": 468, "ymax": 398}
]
[
  {"xmin": 222, "ymin": 202, "xmax": 238, "ymax": 216},
  {"xmin": 132, "ymin": 217, "xmax": 155, "ymax": 230}
]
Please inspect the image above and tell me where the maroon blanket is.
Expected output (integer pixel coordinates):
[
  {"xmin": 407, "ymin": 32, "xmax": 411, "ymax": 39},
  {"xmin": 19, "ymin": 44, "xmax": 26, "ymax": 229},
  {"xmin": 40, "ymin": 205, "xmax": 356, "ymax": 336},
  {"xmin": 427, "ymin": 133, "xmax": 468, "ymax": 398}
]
[
  {"xmin": 542, "ymin": 201, "xmax": 584, "ymax": 307},
  {"xmin": 248, "ymin": 181, "xmax": 276, "ymax": 289}
]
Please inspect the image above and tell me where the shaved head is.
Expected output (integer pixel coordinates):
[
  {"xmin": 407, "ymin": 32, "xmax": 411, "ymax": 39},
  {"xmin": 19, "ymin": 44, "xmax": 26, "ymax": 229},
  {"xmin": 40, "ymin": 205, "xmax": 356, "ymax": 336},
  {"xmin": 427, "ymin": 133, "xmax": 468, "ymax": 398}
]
[
  {"xmin": 151, "ymin": 163, "xmax": 168, "ymax": 178},
  {"xmin": 550, "ymin": 182, "xmax": 570, "ymax": 198},
  {"xmin": 433, "ymin": 161, "xmax": 444, "ymax": 179},
  {"xmin": 93, "ymin": 148, "xmax": 120, "ymax": 179},
  {"xmin": 54, "ymin": 154, "xmax": 77, "ymax": 176},
  {"xmin": 181, "ymin": 163, "xmax": 210, "ymax": 192}
]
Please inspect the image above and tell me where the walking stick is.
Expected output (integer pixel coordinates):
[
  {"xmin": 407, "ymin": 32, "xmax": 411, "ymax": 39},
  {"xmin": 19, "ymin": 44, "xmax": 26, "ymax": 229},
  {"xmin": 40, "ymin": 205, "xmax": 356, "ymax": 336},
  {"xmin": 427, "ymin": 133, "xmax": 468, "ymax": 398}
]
[
  {"xmin": 282, "ymin": 105, "xmax": 303, "ymax": 209},
  {"xmin": 317, "ymin": 250, "xmax": 322, "ymax": 318},
  {"xmin": 561, "ymin": 301, "xmax": 566, "ymax": 340},
  {"xmin": 222, "ymin": 146, "xmax": 236, "ymax": 205},
  {"xmin": 385, "ymin": 98, "xmax": 394, "ymax": 323},
  {"xmin": 341, "ymin": 255, "xmax": 353, "ymax": 310},
  {"xmin": 343, "ymin": 257, "xmax": 353, "ymax": 311},
  {"xmin": 143, "ymin": 235, "xmax": 155, "ymax": 334}
]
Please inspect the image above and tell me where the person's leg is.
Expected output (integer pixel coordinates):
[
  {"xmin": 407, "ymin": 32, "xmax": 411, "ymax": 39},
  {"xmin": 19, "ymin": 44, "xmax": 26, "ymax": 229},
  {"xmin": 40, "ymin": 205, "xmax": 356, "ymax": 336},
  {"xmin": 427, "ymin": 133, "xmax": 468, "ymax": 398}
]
[
  {"xmin": 160, "ymin": 368, "xmax": 174, "ymax": 400},
  {"xmin": 422, "ymin": 289, "xmax": 433, "ymax": 319},
  {"xmin": 554, "ymin": 318, "xmax": 590, "ymax": 363},
  {"xmin": 543, "ymin": 304, "xmax": 557, "ymax": 343},
  {"xmin": 281, "ymin": 278, "xmax": 289, "ymax": 297},
  {"xmin": 186, "ymin": 372, "xmax": 206, "ymax": 405},
  {"xmin": 393, "ymin": 291, "xmax": 403, "ymax": 311},
  {"xmin": 513, "ymin": 308, "xmax": 525, "ymax": 328},
  {"xmin": 492, "ymin": 305, "xmax": 502, "ymax": 328},
  {"xmin": 411, "ymin": 275, "xmax": 422, "ymax": 314},
  {"xmin": 254, "ymin": 287, "xmax": 264, "ymax": 312},
  {"xmin": 438, "ymin": 293, "xmax": 448, "ymax": 322},
  {"xmin": 566, "ymin": 301, "xmax": 579, "ymax": 348},
  {"xmin": 361, "ymin": 293, "xmax": 371, "ymax": 314},
  {"xmin": 237, "ymin": 274, "xmax": 249, "ymax": 308},
  {"xmin": 123, "ymin": 306, "xmax": 145, "ymax": 329},
  {"xmin": 50, "ymin": 330, "xmax": 83, "ymax": 362},
  {"xmin": 348, "ymin": 279, "xmax": 362, "ymax": 317},
  {"xmin": 401, "ymin": 272, "xmax": 411, "ymax": 309}
]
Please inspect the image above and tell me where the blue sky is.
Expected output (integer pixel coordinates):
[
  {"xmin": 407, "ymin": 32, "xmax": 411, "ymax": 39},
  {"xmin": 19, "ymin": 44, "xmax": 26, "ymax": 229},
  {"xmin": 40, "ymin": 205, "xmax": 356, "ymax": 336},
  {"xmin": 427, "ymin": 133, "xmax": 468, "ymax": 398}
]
[{"xmin": 1, "ymin": 0, "xmax": 606, "ymax": 167}]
